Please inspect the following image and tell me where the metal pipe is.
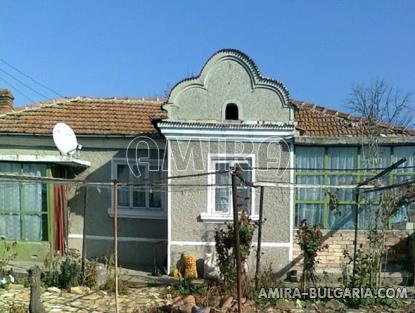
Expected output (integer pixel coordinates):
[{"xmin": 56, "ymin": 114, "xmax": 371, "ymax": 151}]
[
  {"xmin": 81, "ymin": 186, "xmax": 88, "ymax": 279},
  {"xmin": 112, "ymin": 180, "xmax": 119, "ymax": 313},
  {"xmin": 255, "ymin": 186, "xmax": 264, "ymax": 291},
  {"xmin": 231, "ymin": 172, "xmax": 242, "ymax": 313},
  {"xmin": 352, "ymin": 189, "xmax": 360, "ymax": 280}
]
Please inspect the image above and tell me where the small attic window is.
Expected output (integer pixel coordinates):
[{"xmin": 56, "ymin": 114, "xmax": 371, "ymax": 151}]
[{"xmin": 225, "ymin": 103, "xmax": 239, "ymax": 120}]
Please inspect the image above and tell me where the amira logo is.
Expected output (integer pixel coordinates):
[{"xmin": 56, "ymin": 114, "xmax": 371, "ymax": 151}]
[{"xmin": 125, "ymin": 135, "xmax": 291, "ymax": 178}]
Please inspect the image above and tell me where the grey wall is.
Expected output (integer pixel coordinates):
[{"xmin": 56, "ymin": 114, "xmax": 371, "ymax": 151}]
[
  {"xmin": 164, "ymin": 50, "xmax": 293, "ymax": 123},
  {"xmin": 169, "ymin": 139, "xmax": 292, "ymax": 272},
  {"xmin": 0, "ymin": 136, "xmax": 168, "ymax": 269}
]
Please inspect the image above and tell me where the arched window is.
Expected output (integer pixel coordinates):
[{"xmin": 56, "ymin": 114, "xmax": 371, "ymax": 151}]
[{"xmin": 225, "ymin": 103, "xmax": 239, "ymax": 120}]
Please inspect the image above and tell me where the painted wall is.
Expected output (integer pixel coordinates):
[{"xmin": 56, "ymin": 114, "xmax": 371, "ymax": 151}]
[
  {"xmin": 0, "ymin": 136, "xmax": 168, "ymax": 269},
  {"xmin": 169, "ymin": 139, "xmax": 292, "ymax": 273},
  {"xmin": 164, "ymin": 50, "xmax": 293, "ymax": 123}
]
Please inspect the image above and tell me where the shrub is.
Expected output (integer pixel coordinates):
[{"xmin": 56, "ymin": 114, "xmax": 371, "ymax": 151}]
[
  {"xmin": 42, "ymin": 249, "xmax": 96, "ymax": 289},
  {"xmin": 296, "ymin": 219, "xmax": 328, "ymax": 291}
]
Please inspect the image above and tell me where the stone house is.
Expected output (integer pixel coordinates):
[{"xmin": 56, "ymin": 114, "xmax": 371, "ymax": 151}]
[{"xmin": 0, "ymin": 49, "xmax": 413, "ymax": 277}]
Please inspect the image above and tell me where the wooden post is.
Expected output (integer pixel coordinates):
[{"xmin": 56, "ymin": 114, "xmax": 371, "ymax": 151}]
[
  {"xmin": 28, "ymin": 266, "xmax": 45, "ymax": 313},
  {"xmin": 231, "ymin": 171, "xmax": 242, "ymax": 313},
  {"xmin": 112, "ymin": 180, "xmax": 119, "ymax": 313},
  {"xmin": 255, "ymin": 186, "xmax": 264, "ymax": 290}
]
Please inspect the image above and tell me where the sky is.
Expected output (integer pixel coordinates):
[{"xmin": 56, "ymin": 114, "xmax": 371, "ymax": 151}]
[{"xmin": 1, "ymin": 1, "xmax": 414, "ymax": 111}]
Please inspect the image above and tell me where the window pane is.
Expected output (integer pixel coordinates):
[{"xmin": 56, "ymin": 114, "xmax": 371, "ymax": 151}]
[
  {"xmin": 215, "ymin": 163, "xmax": 230, "ymax": 213},
  {"xmin": 132, "ymin": 165, "xmax": 146, "ymax": 208},
  {"xmin": 328, "ymin": 147, "xmax": 357, "ymax": 170},
  {"xmin": 149, "ymin": 167, "xmax": 162, "ymax": 209},
  {"xmin": 295, "ymin": 204, "xmax": 323, "ymax": 226},
  {"xmin": 0, "ymin": 163, "xmax": 20, "ymax": 212},
  {"xmin": 329, "ymin": 176, "xmax": 355, "ymax": 201},
  {"xmin": 296, "ymin": 147, "xmax": 324, "ymax": 169},
  {"xmin": 237, "ymin": 186, "xmax": 251, "ymax": 213},
  {"xmin": 0, "ymin": 214, "xmax": 20, "ymax": 240},
  {"xmin": 361, "ymin": 146, "xmax": 391, "ymax": 170},
  {"xmin": 328, "ymin": 204, "xmax": 354, "ymax": 229},
  {"xmin": 117, "ymin": 164, "xmax": 130, "ymax": 207},
  {"xmin": 394, "ymin": 146, "xmax": 415, "ymax": 174},
  {"xmin": 296, "ymin": 176, "xmax": 323, "ymax": 201},
  {"xmin": 22, "ymin": 215, "xmax": 45, "ymax": 241}
]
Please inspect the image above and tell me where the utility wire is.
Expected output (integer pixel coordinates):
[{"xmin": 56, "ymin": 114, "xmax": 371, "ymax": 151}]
[
  {"xmin": 0, "ymin": 58, "xmax": 63, "ymax": 98},
  {"xmin": 0, "ymin": 66, "xmax": 51, "ymax": 101},
  {"xmin": 0, "ymin": 76, "xmax": 36, "ymax": 103},
  {"xmin": 251, "ymin": 165, "xmax": 415, "ymax": 171}
]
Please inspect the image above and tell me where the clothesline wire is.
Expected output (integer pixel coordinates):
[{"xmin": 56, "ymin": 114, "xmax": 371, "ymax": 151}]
[
  {"xmin": 251, "ymin": 165, "xmax": 415, "ymax": 171},
  {"xmin": 0, "ymin": 172, "xmax": 413, "ymax": 190}
]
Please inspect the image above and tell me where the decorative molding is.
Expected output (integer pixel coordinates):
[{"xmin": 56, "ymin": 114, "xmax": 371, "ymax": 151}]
[
  {"xmin": 158, "ymin": 122, "xmax": 295, "ymax": 141},
  {"xmin": 165, "ymin": 49, "xmax": 291, "ymax": 110}
]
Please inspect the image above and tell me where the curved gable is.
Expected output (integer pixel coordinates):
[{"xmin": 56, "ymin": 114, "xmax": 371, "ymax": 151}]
[{"xmin": 163, "ymin": 49, "xmax": 293, "ymax": 123}]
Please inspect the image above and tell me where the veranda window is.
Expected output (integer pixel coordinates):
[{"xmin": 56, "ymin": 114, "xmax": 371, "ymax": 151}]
[
  {"xmin": 0, "ymin": 162, "xmax": 48, "ymax": 241},
  {"xmin": 295, "ymin": 146, "xmax": 415, "ymax": 229}
]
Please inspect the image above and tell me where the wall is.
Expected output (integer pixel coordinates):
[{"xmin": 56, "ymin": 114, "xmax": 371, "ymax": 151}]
[
  {"xmin": 291, "ymin": 229, "xmax": 413, "ymax": 275},
  {"xmin": 164, "ymin": 50, "xmax": 293, "ymax": 123},
  {"xmin": 169, "ymin": 139, "xmax": 292, "ymax": 273},
  {"xmin": 0, "ymin": 136, "xmax": 168, "ymax": 269}
]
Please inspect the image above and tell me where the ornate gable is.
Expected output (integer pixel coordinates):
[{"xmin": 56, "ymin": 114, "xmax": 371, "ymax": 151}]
[{"xmin": 163, "ymin": 49, "xmax": 293, "ymax": 123}]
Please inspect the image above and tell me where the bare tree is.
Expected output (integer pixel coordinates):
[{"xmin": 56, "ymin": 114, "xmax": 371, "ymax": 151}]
[
  {"xmin": 345, "ymin": 80, "xmax": 414, "ymax": 289},
  {"xmin": 347, "ymin": 79, "xmax": 414, "ymax": 131}
]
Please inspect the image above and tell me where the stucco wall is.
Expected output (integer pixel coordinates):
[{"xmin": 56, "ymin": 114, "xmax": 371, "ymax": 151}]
[
  {"xmin": 169, "ymin": 139, "xmax": 292, "ymax": 272},
  {"xmin": 165, "ymin": 52, "xmax": 293, "ymax": 123},
  {"xmin": 0, "ymin": 137, "xmax": 168, "ymax": 269}
]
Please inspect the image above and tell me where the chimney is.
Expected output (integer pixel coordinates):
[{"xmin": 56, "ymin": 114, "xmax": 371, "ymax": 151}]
[{"xmin": 0, "ymin": 89, "xmax": 14, "ymax": 113}]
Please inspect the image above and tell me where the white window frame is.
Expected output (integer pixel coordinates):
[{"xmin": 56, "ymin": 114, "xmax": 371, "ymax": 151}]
[
  {"xmin": 108, "ymin": 158, "xmax": 167, "ymax": 219},
  {"xmin": 201, "ymin": 153, "xmax": 257, "ymax": 222}
]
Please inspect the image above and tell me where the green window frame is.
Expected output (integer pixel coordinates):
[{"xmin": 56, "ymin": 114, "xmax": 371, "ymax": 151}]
[
  {"xmin": 295, "ymin": 145, "xmax": 415, "ymax": 229},
  {"xmin": 0, "ymin": 162, "xmax": 52, "ymax": 242}
]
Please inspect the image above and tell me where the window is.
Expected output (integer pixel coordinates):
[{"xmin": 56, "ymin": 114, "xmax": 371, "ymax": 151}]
[
  {"xmin": 111, "ymin": 159, "xmax": 166, "ymax": 218},
  {"xmin": 0, "ymin": 162, "xmax": 48, "ymax": 241},
  {"xmin": 225, "ymin": 103, "xmax": 239, "ymax": 120},
  {"xmin": 203, "ymin": 155, "xmax": 255, "ymax": 221},
  {"xmin": 295, "ymin": 146, "xmax": 415, "ymax": 229}
]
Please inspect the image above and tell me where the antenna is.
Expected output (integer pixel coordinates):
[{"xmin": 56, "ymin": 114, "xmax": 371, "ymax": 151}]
[{"xmin": 52, "ymin": 122, "xmax": 82, "ymax": 156}]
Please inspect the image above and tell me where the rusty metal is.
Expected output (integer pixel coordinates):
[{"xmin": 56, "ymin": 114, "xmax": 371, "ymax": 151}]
[
  {"xmin": 112, "ymin": 180, "xmax": 119, "ymax": 313},
  {"xmin": 231, "ymin": 171, "xmax": 243, "ymax": 313},
  {"xmin": 255, "ymin": 186, "xmax": 264, "ymax": 291}
]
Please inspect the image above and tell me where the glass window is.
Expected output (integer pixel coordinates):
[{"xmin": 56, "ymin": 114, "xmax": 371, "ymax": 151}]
[
  {"xmin": 114, "ymin": 161, "xmax": 164, "ymax": 211},
  {"xmin": 295, "ymin": 145, "xmax": 415, "ymax": 230},
  {"xmin": 210, "ymin": 157, "xmax": 253, "ymax": 215},
  {"xmin": 295, "ymin": 147, "xmax": 325, "ymax": 227},
  {"xmin": 0, "ymin": 162, "xmax": 47, "ymax": 241}
]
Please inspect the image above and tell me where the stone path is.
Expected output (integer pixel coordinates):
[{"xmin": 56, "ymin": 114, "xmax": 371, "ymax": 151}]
[{"xmin": 0, "ymin": 284, "xmax": 167, "ymax": 313}]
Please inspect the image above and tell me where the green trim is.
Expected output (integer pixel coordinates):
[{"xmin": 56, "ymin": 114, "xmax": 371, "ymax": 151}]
[
  {"xmin": 295, "ymin": 145, "xmax": 415, "ymax": 229},
  {"xmin": 322, "ymin": 147, "xmax": 329, "ymax": 228}
]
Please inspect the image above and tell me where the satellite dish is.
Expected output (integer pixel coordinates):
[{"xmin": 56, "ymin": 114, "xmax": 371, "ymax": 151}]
[{"xmin": 53, "ymin": 122, "xmax": 80, "ymax": 156}]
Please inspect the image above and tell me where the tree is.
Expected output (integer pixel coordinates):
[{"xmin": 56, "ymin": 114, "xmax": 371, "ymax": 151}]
[
  {"xmin": 347, "ymin": 79, "xmax": 413, "ymax": 131},
  {"xmin": 345, "ymin": 80, "xmax": 414, "ymax": 290}
]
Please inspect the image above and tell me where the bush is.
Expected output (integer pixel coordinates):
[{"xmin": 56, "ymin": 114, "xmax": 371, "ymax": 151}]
[
  {"xmin": 42, "ymin": 249, "xmax": 97, "ymax": 289},
  {"xmin": 174, "ymin": 277, "xmax": 205, "ymax": 296},
  {"xmin": 214, "ymin": 210, "xmax": 255, "ymax": 289}
]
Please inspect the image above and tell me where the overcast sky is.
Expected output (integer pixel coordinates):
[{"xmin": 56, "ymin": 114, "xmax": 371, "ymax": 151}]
[{"xmin": 1, "ymin": 0, "xmax": 414, "ymax": 111}]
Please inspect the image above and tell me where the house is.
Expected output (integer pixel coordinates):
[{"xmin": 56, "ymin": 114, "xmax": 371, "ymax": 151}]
[{"xmin": 0, "ymin": 49, "xmax": 413, "ymax": 276}]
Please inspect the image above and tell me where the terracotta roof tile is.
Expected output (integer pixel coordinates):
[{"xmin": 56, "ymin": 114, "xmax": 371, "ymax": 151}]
[
  {"xmin": 0, "ymin": 97, "xmax": 412, "ymax": 137},
  {"xmin": 0, "ymin": 97, "xmax": 166, "ymax": 136},
  {"xmin": 291, "ymin": 100, "xmax": 414, "ymax": 137}
]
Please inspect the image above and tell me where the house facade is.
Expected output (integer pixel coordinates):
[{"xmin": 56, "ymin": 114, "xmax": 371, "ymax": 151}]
[{"xmin": 0, "ymin": 49, "xmax": 414, "ymax": 276}]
